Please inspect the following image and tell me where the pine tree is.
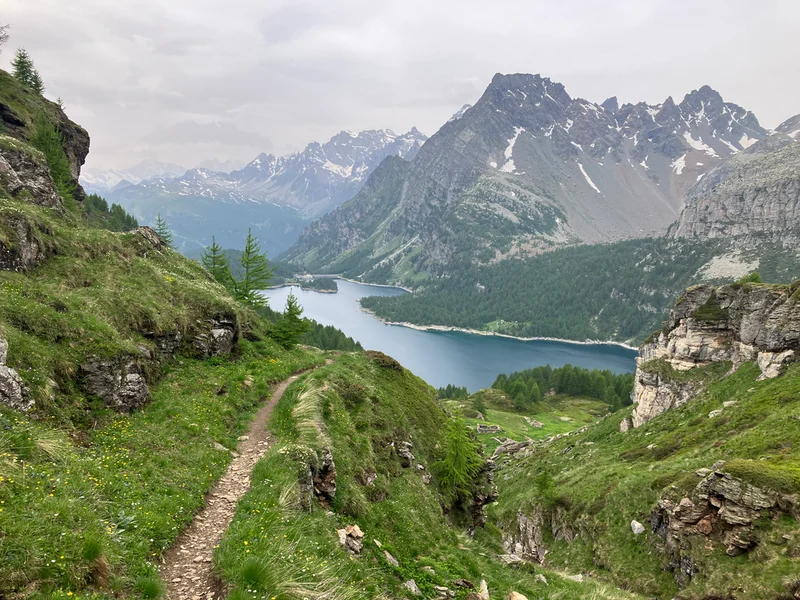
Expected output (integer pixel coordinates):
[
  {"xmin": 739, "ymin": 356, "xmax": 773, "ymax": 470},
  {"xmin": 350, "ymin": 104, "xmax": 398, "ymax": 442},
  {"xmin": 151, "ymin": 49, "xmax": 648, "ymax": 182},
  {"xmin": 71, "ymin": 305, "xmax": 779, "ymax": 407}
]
[
  {"xmin": 271, "ymin": 292, "xmax": 310, "ymax": 348},
  {"xmin": 0, "ymin": 24, "xmax": 9, "ymax": 53},
  {"xmin": 153, "ymin": 214, "xmax": 174, "ymax": 248},
  {"xmin": 30, "ymin": 68, "xmax": 44, "ymax": 94},
  {"xmin": 201, "ymin": 236, "xmax": 234, "ymax": 291},
  {"xmin": 12, "ymin": 47, "xmax": 44, "ymax": 94},
  {"xmin": 235, "ymin": 229, "xmax": 273, "ymax": 308},
  {"xmin": 434, "ymin": 418, "xmax": 484, "ymax": 505}
]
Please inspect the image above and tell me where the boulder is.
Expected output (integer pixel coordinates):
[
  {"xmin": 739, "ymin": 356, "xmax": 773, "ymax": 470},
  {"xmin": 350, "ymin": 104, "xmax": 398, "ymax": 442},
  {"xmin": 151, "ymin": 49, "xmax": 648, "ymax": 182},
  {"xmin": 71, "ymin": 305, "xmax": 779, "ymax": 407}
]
[
  {"xmin": 0, "ymin": 213, "xmax": 50, "ymax": 271},
  {"xmin": 79, "ymin": 356, "xmax": 151, "ymax": 412},
  {"xmin": 312, "ymin": 448, "xmax": 337, "ymax": 503},
  {"xmin": 403, "ymin": 579, "xmax": 422, "ymax": 596},
  {"xmin": 336, "ymin": 524, "xmax": 364, "ymax": 554},
  {"xmin": 631, "ymin": 520, "xmax": 645, "ymax": 535},
  {"xmin": 395, "ymin": 440, "xmax": 415, "ymax": 468},
  {"xmin": 383, "ymin": 550, "xmax": 399, "ymax": 567}
]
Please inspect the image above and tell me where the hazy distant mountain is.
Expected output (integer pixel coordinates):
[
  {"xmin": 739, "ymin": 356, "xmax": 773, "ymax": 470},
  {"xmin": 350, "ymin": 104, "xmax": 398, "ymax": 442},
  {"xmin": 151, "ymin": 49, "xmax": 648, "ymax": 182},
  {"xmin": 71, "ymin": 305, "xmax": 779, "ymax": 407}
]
[
  {"xmin": 230, "ymin": 128, "xmax": 427, "ymax": 217},
  {"xmin": 195, "ymin": 158, "xmax": 247, "ymax": 173},
  {"xmin": 282, "ymin": 73, "xmax": 769, "ymax": 283},
  {"xmin": 81, "ymin": 160, "xmax": 187, "ymax": 193},
  {"xmin": 102, "ymin": 128, "xmax": 427, "ymax": 255}
]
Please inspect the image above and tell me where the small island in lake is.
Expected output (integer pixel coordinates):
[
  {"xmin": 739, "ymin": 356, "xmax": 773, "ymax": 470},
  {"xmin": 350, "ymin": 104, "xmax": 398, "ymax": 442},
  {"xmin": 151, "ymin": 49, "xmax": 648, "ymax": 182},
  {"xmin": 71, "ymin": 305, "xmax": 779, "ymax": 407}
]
[{"xmin": 298, "ymin": 277, "xmax": 338, "ymax": 293}]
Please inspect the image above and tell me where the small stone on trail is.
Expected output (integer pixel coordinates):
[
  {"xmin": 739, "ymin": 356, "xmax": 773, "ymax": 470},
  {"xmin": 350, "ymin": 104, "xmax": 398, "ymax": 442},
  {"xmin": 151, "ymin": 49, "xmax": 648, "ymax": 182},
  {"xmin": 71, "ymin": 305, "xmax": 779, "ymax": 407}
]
[
  {"xmin": 631, "ymin": 520, "xmax": 645, "ymax": 535},
  {"xmin": 238, "ymin": 435, "xmax": 249, "ymax": 441}
]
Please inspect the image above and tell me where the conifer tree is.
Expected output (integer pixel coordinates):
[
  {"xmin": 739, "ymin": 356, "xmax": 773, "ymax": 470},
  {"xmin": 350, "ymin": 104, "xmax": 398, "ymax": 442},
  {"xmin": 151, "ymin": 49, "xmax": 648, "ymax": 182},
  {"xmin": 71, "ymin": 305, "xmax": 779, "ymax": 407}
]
[
  {"xmin": 12, "ymin": 48, "xmax": 44, "ymax": 94},
  {"xmin": 235, "ymin": 229, "xmax": 273, "ymax": 308},
  {"xmin": 153, "ymin": 214, "xmax": 174, "ymax": 248},
  {"xmin": 201, "ymin": 236, "xmax": 234, "ymax": 291},
  {"xmin": 271, "ymin": 292, "xmax": 310, "ymax": 348},
  {"xmin": 0, "ymin": 24, "xmax": 9, "ymax": 53}
]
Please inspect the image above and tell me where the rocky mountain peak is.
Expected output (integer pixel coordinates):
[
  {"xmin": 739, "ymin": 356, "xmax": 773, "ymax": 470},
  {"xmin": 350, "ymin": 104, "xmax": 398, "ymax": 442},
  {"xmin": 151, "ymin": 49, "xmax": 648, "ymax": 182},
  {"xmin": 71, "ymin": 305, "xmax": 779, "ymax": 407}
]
[
  {"xmin": 776, "ymin": 113, "xmax": 800, "ymax": 139},
  {"xmin": 600, "ymin": 96, "xmax": 619, "ymax": 113}
]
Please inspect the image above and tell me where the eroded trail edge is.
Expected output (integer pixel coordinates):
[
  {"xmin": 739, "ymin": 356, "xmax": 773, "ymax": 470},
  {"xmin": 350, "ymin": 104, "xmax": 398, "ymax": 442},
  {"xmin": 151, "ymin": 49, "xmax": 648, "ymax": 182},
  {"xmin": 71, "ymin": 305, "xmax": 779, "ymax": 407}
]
[{"xmin": 160, "ymin": 371, "xmax": 308, "ymax": 600}]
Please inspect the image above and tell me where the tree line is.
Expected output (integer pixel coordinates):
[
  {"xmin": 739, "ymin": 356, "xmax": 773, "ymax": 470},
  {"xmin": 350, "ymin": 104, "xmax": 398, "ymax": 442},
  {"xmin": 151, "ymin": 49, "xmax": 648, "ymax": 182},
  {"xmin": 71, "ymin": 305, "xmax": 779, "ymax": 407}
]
[{"xmin": 492, "ymin": 363, "xmax": 635, "ymax": 412}]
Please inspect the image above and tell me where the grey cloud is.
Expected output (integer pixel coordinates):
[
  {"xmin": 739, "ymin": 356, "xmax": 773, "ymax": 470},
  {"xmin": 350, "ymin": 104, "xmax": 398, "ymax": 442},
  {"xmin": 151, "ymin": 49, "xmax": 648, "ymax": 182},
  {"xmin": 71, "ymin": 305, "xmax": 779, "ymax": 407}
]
[
  {"xmin": 2, "ymin": 0, "xmax": 798, "ymax": 170},
  {"xmin": 142, "ymin": 121, "xmax": 272, "ymax": 147}
]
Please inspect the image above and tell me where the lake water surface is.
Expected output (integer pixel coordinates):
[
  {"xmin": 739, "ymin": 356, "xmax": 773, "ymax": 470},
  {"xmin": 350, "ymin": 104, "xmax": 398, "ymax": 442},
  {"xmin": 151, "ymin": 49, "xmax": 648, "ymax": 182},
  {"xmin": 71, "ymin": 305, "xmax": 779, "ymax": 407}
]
[{"xmin": 262, "ymin": 280, "xmax": 637, "ymax": 392}]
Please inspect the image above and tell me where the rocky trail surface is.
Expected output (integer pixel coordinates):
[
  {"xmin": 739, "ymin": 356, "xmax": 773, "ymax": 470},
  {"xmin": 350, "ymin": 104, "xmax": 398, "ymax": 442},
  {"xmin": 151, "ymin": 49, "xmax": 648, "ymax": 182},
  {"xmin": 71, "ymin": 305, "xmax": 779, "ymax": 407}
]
[{"xmin": 160, "ymin": 367, "xmax": 321, "ymax": 600}]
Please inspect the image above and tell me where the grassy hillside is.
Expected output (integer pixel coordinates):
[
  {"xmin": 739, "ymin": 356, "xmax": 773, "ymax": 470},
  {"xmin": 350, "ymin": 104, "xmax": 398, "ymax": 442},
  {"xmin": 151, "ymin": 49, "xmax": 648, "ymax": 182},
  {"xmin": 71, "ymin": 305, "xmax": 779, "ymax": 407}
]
[
  {"xmin": 214, "ymin": 352, "xmax": 643, "ymax": 600},
  {"xmin": 492, "ymin": 362, "xmax": 800, "ymax": 599}
]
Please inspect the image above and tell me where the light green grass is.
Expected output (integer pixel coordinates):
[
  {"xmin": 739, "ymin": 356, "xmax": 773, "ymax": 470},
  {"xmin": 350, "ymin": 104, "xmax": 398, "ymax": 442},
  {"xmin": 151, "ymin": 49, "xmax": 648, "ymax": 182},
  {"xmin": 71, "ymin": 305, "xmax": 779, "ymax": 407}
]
[{"xmin": 0, "ymin": 341, "xmax": 324, "ymax": 598}]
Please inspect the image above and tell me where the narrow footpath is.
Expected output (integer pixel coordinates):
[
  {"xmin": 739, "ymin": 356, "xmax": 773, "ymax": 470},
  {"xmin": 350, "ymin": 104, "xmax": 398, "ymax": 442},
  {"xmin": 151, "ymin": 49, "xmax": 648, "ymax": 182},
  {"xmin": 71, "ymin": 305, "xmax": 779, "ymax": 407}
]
[{"xmin": 160, "ymin": 370, "xmax": 312, "ymax": 600}]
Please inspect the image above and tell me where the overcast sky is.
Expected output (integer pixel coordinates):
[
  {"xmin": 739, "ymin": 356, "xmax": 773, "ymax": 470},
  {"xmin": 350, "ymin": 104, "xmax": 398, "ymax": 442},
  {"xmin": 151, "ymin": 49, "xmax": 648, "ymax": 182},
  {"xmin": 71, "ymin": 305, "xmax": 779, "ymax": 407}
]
[{"xmin": 3, "ymin": 0, "xmax": 799, "ymax": 170}]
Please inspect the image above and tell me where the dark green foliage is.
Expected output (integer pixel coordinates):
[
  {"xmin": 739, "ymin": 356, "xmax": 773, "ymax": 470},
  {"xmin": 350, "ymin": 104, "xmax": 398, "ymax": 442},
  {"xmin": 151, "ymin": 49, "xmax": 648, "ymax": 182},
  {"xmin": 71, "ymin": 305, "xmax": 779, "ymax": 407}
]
[
  {"xmin": 434, "ymin": 417, "xmax": 484, "ymax": 505},
  {"xmin": 437, "ymin": 384, "xmax": 469, "ymax": 399},
  {"xmin": 83, "ymin": 193, "xmax": 138, "ymax": 231},
  {"xmin": 153, "ymin": 214, "xmax": 174, "ymax": 248},
  {"xmin": 473, "ymin": 394, "xmax": 487, "ymax": 415},
  {"xmin": 29, "ymin": 116, "xmax": 75, "ymax": 204},
  {"xmin": 11, "ymin": 47, "xmax": 44, "ymax": 94},
  {"xmin": 270, "ymin": 292, "xmax": 311, "ymax": 348},
  {"xmin": 235, "ymin": 229, "xmax": 273, "ymax": 308},
  {"xmin": 360, "ymin": 238, "xmax": 728, "ymax": 343},
  {"xmin": 299, "ymin": 278, "xmax": 337, "ymax": 292},
  {"xmin": 736, "ymin": 272, "xmax": 762, "ymax": 284},
  {"xmin": 201, "ymin": 236, "xmax": 235, "ymax": 291},
  {"xmin": 302, "ymin": 322, "xmax": 362, "ymax": 351},
  {"xmin": 364, "ymin": 350, "xmax": 403, "ymax": 370},
  {"xmin": 492, "ymin": 363, "xmax": 634, "ymax": 412}
]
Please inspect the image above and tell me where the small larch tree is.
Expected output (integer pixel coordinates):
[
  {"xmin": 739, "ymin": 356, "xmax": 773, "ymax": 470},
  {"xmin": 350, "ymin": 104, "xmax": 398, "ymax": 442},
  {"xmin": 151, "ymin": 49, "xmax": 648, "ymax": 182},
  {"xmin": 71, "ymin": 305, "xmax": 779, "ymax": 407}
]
[
  {"xmin": 154, "ymin": 214, "xmax": 174, "ymax": 248},
  {"xmin": 271, "ymin": 292, "xmax": 311, "ymax": 348},
  {"xmin": 235, "ymin": 229, "xmax": 273, "ymax": 308},
  {"xmin": 12, "ymin": 47, "xmax": 44, "ymax": 94},
  {"xmin": 201, "ymin": 236, "xmax": 234, "ymax": 292},
  {"xmin": 434, "ymin": 417, "xmax": 484, "ymax": 506}
]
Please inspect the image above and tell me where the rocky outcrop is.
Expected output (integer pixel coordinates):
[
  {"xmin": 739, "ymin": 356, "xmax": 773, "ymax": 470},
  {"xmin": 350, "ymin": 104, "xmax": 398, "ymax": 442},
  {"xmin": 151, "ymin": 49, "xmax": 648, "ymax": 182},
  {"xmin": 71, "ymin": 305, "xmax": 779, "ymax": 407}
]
[
  {"xmin": 631, "ymin": 282, "xmax": 799, "ymax": 427},
  {"xmin": 0, "ymin": 334, "xmax": 33, "ymax": 411},
  {"xmin": 0, "ymin": 212, "xmax": 51, "ymax": 271},
  {"xmin": 671, "ymin": 134, "xmax": 799, "ymax": 240},
  {"xmin": 0, "ymin": 137, "xmax": 63, "ymax": 210},
  {"xmin": 190, "ymin": 313, "xmax": 238, "ymax": 358},
  {"xmin": 79, "ymin": 355, "xmax": 151, "ymax": 412},
  {"xmin": 503, "ymin": 505, "xmax": 576, "ymax": 564},
  {"xmin": 652, "ymin": 468, "xmax": 795, "ymax": 584}
]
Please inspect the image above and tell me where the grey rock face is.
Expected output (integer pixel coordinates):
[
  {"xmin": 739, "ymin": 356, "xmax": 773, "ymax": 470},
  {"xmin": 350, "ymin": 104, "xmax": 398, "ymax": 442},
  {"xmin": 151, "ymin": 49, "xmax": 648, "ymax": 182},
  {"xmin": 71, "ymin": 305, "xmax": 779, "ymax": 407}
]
[
  {"xmin": 0, "ymin": 140, "xmax": 63, "ymax": 210},
  {"xmin": 0, "ymin": 334, "xmax": 33, "ymax": 412},
  {"xmin": 190, "ymin": 313, "xmax": 238, "ymax": 358},
  {"xmin": 0, "ymin": 214, "xmax": 49, "ymax": 272},
  {"xmin": 652, "ymin": 470, "xmax": 791, "ymax": 580},
  {"xmin": 631, "ymin": 282, "xmax": 799, "ymax": 427},
  {"xmin": 672, "ymin": 137, "xmax": 800, "ymax": 240},
  {"xmin": 284, "ymin": 73, "xmax": 768, "ymax": 282},
  {"xmin": 80, "ymin": 356, "xmax": 151, "ymax": 412}
]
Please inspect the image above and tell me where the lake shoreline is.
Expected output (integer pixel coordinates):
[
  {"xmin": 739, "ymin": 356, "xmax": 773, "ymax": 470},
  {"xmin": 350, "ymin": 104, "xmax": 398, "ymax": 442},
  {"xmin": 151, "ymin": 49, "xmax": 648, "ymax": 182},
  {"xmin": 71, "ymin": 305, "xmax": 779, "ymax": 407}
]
[
  {"xmin": 359, "ymin": 305, "xmax": 638, "ymax": 351},
  {"xmin": 265, "ymin": 282, "xmax": 337, "ymax": 294}
]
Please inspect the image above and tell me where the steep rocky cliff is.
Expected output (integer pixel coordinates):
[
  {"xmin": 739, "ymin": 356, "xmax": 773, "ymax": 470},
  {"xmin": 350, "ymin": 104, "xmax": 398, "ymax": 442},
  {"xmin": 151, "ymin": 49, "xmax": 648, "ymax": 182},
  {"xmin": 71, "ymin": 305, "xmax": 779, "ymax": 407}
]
[
  {"xmin": 671, "ymin": 120, "xmax": 799, "ymax": 240},
  {"xmin": 628, "ymin": 281, "xmax": 799, "ymax": 428}
]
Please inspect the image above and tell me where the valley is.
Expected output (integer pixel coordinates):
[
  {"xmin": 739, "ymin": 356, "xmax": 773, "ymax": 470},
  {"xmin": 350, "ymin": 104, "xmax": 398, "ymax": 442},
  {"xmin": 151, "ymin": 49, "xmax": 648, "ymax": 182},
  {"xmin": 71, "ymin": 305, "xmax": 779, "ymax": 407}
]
[{"xmin": 2, "ymin": 6, "xmax": 800, "ymax": 600}]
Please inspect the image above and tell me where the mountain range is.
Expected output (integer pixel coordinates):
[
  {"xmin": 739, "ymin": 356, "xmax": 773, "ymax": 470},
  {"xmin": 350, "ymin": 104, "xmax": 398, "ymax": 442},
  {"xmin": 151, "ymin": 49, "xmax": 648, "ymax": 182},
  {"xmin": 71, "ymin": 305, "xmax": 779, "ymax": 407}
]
[
  {"xmin": 282, "ymin": 73, "xmax": 792, "ymax": 281},
  {"xmin": 87, "ymin": 128, "xmax": 426, "ymax": 254}
]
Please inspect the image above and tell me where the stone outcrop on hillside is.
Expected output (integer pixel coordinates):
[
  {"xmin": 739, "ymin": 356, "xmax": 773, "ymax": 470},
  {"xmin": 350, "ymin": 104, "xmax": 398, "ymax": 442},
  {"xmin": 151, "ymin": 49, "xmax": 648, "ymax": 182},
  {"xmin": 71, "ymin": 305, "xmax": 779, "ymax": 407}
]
[
  {"xmin": 0, "ymin": 334, "xmax": 32, "ymax": 411},
  {"xmin": 652, "ymin": 466, "xmax": 796, "ymax": 584},
  {"xmin": 630, "ymin": 282, "xmax": 799, "ymax": 427},
  {"xmin": 0, "ymin": 138, "xmax": 64, "ymax": 210},
  {"xmin": 80, "ymin": 355, "xmax": 151, "ymax": 412}
]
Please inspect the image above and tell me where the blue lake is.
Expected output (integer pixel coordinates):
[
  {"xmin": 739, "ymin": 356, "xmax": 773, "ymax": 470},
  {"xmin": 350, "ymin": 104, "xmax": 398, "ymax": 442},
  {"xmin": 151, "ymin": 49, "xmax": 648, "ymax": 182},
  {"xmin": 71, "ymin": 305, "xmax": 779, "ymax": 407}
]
[{"xmin": 262, "ymin": 279, "xmax": 637, "ymax": 392}]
